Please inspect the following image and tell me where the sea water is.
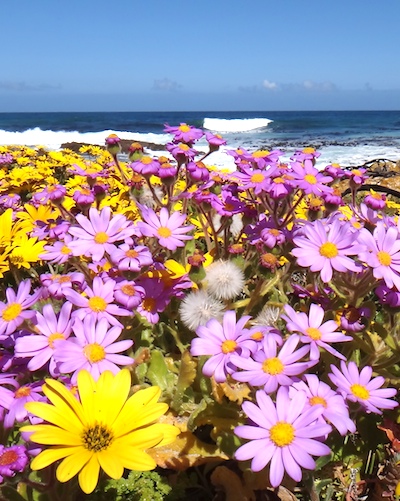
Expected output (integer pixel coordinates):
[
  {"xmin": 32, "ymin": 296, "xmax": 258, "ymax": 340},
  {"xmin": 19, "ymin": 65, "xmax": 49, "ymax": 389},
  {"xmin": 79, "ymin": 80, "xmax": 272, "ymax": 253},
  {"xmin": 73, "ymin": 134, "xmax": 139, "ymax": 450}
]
[{"xmin": 1, "ymin": 110, "xmax": 400, "ymax": 170}]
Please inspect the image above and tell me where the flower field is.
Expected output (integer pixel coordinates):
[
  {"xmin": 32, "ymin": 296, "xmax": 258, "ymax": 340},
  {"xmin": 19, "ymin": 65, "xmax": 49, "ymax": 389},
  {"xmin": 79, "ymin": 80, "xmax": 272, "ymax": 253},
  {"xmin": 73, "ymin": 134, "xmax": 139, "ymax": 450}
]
[{"xmin": 0, "ymin": 124, "xmax": 398, "ymax": 500}]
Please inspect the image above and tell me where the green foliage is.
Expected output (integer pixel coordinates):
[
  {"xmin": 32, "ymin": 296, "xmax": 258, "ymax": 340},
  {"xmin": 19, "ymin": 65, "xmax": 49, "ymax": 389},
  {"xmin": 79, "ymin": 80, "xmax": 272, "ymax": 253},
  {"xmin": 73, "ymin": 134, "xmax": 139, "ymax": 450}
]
[{"xmin": 86, "ymin": 470, "xmax": 186, "ymax": 501}]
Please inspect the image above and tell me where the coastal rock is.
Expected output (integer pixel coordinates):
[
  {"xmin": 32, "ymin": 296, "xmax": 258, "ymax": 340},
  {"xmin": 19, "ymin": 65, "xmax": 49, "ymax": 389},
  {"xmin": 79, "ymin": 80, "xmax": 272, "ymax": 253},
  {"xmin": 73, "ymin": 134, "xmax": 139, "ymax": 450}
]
[{"xmin": 60, "ymin": 139, "xmax": 165, "ymax": 154}]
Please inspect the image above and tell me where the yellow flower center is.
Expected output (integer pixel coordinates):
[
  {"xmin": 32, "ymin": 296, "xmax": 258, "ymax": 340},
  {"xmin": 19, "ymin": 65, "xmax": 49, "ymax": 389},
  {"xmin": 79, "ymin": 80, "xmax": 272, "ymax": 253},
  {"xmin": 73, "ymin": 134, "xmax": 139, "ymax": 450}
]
[
  {"xmin": 84, "ymin": 343, "xmax": 106, "ymax": 363},
  {"xmin": 250, "ymin": 173, "xmax": 265, "ymax": 184},
  {"xmin": 269, "ymin": 422, "xmax": 295, "ymax": 447},
  {"xmin": 251, "ymin": 331, "xmax": 264, "ymax": 341},
  {"xmin": 350, "ymin": 383, "xmax": 370, "ymax": 400},
  {"xmin": 121, "ymin": 284, "xmax": 136, "ymax": 296},
  {"xmin": 9, "ymin": 254, "xmax": 24, "ymax": 264},
  {"xmin": 2, "ymin": 303, "xmax": 22, "ymax": 322},
  {"xmin": 48, "ymin": 332, "xmax": 65, "ymax": 349},
  {"xmin": 304, "ymin": 174, "xmax": 317, "ymax": 185},
  {"xmin": 252, "ymin": 149, "xmax": 270, "ymax": 158},
  {"xmin": 273, "ymin": 177, "xmax": 285, "ymax": 184},
  {"xmin": 178, "ymin": 124, "xmax": 191, "ymax": 132},
  {"xmin": 58, "ymin": 276, "xmax": 72, "ymax": 283},
  {"xmin": 309, "ymin": 396, "xmax": 327, "ymax": 407},
  {"xmin": 88, "ymin": 296, "xmax": 107, "ymax": 312},
  {"xmin": 221, "ymin": 339, "xmax": 237, "ymax": 354},
  {"xmin": 15, "ymin": 386, "xmax": 31, "ymax": 398},
  {"xmin": 61, "ymin": 245, "xmax": 71, "ymax": 255},
  {"xmin": 377, "ymin": 251, "xmax": 392, "ymax": 266},
  {"xmin": 319, "ymin": 242, "xmax": 338, "ymax": 258},
  {"xmin": 141, "ymin": 156, "xmax": 153, "ymax": 164},
  {"xmin": 81, "ymin": 422, "xmax": 114, "ymax": 452},
  {"xmin": 351, "ymin": 169, "xmax": 362, "ymax": 176},
  {"xmin": 262, "ymin": 357, "xmax": 284, "ymax": 375},
  {"xmin": 0, "ymin": 450, "xmax": 19, "ymax": 466},
  {"xmin": 157, "ymin": 226, "xmax": 172, "ymax": 238},
  {"xmin": 142, "ymin": 298, "xmax": 156, "ymax": 312},
  {"xmin": 306, "ymin": 327, "xmax": 322, "ymax": 340},
  {"xmin": 125, "ymin": 249, "xmax": 139, "ymax": 258},
  {"xmin": 303, "ymin": 147, "xmax": 316, "ymax": 154},
  {"xmin": 94, "ymin": 232, "xmax": 109, "ymax": 244}
]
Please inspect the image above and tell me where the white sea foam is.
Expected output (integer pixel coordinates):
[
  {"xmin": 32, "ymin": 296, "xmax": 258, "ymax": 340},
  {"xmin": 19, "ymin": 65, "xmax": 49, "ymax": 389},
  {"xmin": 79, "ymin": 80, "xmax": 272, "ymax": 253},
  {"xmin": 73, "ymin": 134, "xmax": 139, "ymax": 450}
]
[
  {"xmin": 203, "ymin": 117, "xmax": 272, "ymax": 133},
  {"xmin": 0, "ymin": 128, "xmax": 171, "ymax": 150}
]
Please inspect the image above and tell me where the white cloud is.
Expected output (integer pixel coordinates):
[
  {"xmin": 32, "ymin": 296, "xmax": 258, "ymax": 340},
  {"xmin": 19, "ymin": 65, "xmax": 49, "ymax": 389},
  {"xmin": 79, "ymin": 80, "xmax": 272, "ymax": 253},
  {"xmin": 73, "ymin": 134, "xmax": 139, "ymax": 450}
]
[
  {"xmin": 262, "ymin": 79, "xmax": 278, "ymax": 90},
  {"xmin": 152, "ymin": 78, "xmax": 182, "ymax": 92}
]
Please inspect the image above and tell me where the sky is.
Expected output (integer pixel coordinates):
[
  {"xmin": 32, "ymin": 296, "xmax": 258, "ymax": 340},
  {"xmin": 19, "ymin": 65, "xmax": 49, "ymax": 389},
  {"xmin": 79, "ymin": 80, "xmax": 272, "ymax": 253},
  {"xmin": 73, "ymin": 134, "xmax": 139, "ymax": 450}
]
[{"xmin": 1, "ymin": 0, "xmax": 400, "ymax": 112}]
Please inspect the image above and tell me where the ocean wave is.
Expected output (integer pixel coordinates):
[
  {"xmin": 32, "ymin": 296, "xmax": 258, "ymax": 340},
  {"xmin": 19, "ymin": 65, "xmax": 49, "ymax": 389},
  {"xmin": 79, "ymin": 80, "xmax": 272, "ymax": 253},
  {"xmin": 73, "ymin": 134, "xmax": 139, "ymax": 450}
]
[
  {"xmin": 203, "ymin": 117, "xmax": 273, "ymax": 133},
  {"xmin": 0, "ymin": 128, "xmax": 171, "ymax": 150}
]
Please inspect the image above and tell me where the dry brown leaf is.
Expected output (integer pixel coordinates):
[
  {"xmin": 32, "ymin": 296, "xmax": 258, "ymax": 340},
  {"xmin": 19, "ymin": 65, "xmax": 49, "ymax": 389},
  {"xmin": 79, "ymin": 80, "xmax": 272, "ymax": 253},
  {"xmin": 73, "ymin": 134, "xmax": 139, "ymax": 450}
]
[
  {"xmin": 211, "ymin": 465, "xmax": 255, "ymax": 501},
  {"xmin": 147, "ymin": 430, "xmax": 228, "ymax": 471}
]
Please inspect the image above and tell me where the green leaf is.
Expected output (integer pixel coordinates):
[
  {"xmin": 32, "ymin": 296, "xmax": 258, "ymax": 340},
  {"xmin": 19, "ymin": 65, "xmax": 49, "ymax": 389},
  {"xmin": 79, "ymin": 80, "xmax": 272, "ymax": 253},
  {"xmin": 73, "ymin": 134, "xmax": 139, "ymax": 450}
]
[{"xmin": 146, "ymin": 350, "xmax": 177, "ymax": 394}]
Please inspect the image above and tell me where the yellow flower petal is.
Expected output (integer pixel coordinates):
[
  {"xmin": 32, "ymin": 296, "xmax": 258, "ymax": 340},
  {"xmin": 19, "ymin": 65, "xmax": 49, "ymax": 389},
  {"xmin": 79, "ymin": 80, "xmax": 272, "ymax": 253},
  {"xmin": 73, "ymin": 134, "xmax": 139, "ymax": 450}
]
[
  {"xmin": 30, "ymin": 446, "xmax": 80, "ymax": 470},
  {"xmin": 24, "ymin": 401, "xmax": 82, "ymax": 434},
  {"xmin": 21, "ymin": 424, "xmax": 82, "ymax": 446},
  {"xmin": 56, "ymin": 450, "xmax": 92, "ymax": 483},
  {"xmin": 43, "ymin": 379, "xmax": 87, "ymax": 424},
  {"xmin": 97, "ymin": 450, "xmax": 124, "ymax": 480},
  {"xmin": 112, "ymin": 447, "xmax": 157, "ymax": 472},
  {"xmin": 113, "ymin": 402, "xmax": 168, "ymax": 437},
  {"xmin": 78, "ymin": 454, "xmax": 101, "ymax": 494},
  {"xmin": 116, "ymin": 429, "xmax": 165, "ymax": 450},
  {"xmin": 148, "ymin": 423, "xmax": 181, "ymax": 447}
]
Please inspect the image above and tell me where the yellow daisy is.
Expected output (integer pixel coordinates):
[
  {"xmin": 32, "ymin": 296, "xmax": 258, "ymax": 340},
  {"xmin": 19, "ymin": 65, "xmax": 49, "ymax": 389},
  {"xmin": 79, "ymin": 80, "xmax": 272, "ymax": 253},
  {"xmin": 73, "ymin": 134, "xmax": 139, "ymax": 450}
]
[{"xmin": 22, "ymin": 369, "xmax": 179, "ymax": 494}]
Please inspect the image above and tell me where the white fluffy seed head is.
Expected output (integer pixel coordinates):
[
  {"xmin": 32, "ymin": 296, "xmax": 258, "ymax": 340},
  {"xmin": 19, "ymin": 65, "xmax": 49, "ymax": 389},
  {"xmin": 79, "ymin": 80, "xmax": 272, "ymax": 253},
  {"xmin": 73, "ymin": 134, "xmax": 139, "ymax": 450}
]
[
  {"xmin": 205, "ymin": 260, "xmax": 245, "ymax": 300},
  {"xmin": 253, "ymin": 304, "xmax": 281, "ymax": 327},
  {"xmin": 138, "ymin": 185, "xmax": 164, "ymax": 208},
  {"xmin": 179, "ymin": 289, "xmax": 225, "ymax": 331}
]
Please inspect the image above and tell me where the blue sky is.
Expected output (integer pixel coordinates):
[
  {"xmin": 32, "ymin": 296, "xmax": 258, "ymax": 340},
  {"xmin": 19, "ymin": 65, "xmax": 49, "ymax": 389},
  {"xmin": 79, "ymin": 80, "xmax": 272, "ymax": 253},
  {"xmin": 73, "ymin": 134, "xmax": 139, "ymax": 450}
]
[{"xmin": 2, "ymin": 0, "xmax": 400, "ymax": 111}]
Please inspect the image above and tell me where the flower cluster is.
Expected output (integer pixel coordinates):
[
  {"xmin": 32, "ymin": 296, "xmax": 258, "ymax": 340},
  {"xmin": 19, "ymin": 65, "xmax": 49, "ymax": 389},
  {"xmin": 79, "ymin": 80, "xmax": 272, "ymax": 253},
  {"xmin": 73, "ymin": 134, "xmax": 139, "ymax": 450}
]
[{"xmin": 0, "ymin": 129, "xmax": 398, "ymax": 498}]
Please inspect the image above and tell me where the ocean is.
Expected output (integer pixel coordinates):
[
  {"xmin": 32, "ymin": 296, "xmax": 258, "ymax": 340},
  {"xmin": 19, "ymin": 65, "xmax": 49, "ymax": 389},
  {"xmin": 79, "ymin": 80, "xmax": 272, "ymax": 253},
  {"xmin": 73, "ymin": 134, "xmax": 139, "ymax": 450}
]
[{"xmin": 1, "ymin": 110, "xmax": 400, "ymax": 170}]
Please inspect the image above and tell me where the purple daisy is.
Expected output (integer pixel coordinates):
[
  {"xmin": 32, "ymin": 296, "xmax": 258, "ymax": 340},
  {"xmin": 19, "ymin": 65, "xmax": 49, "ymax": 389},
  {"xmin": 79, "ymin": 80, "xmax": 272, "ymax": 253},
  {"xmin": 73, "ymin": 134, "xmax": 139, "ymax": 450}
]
[
  {"xmin": 289, "ymin": 160, "xmax": 333, "ymax": 196},
  {"xmin": 3, "ymin": 381, "xmax": 45, "ymax": 429},
  {"xmin": 64, "ymin": 276, "xmax": 131, "ymax": 326},
  {"xmin": 358, "ymin": 221, "xmax": 400, "ymax": 291},
  {"xmin": 190, "ymin": 310, "xmax": 256, "ymax": 383},
  {"xmin": 235, "ymin": 386, "xmax": 331, "ymax": 487},
  {"xmin": 110, "ymin": 243, "xmax": 153, "ymax": 272},
  {"xmin": 164, "ymin": 123, "xmax": 204, "ymax": 143},
  {"xmin": 0, "ymin": 280, "xmax": 41, "ymax": 339},
  {"xmin": 289, "ymin": 374, "xmax": 356, "ymax": 435},
  {"xmin": 130, "ymin": 155, "xmax": 160, "ymax": 176},
  {"xmin": 291, "ymin": 219, "xmax": 362, "ymax": 283},
  {"xmin": 328, "ymin": 360, "xmax": 398, "ymax": 414},
  {"xmin": 68, "ymin": 206, "xmax": 138, "ymax": 262},
  {"xmin": 231, "ymin": 334, "xmax": 316, "ymax": 393},
  {"xmin": 40, "ymin": 272, "xmax": 86, "ymax": 300},
  {"xmin": 40, "ymin": 235, "xmax": 74, "ymax": 265},
  {"xmin": 114, "ymin": 279, "xmax": 145, "ymax": 309},
  {"xmin": 136, "ymin": 205, "xmax": 194, "ymax": 251},
  {"xmin": 0, "ymin": 445, "xmax": 29, "ymax": 482},
  {"xmin": 15, "ymin": 302, "xmax": 73, "ymax": 376},
  {"xmin": 281, "ymin": 303, "xmax": 351, "ymax": 360},
  {"xmin": 53, "ymin": 316, "xmax": 134, "ymax": 382}
]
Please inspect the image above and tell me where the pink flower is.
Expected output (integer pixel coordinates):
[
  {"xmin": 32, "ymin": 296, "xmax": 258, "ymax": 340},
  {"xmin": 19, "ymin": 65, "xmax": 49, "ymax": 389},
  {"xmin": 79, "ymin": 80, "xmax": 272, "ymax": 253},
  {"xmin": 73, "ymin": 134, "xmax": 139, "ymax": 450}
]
[
  {"xmin": 136, "ymin": 205, "xmax": 194, "ymax": 251},
  {"xmin": 328, "ymin": 361, "xmax": 398, "ymax": 414},
  {"xmin": 231, "ymin": 335, "xmax": 315, "ymax": 393},
  {"xmin": 15, "ymin": 302, "xmax": 73, "ymax": 376},
  {"xmin": 291, "ymin": 219, "xmax": 362, "ymax": 283},
  {"xmin": 234, "ymin": 386, "xmax": 331, "ymax": 487},
  {"xmin": 64, "ymin": 277, "xmax": 131, "ymax": 326},
  {"xmin": 0, "ymin": 280, "xmax": 41, "ymax": 339},
  {"xmin": 289, "ymin": 374, "xmax": 356, "ymax": 436},
  {"xmin": 54, "ymin": 316, "xmax": 133, "ymax": 383},
  {"xmin": 290, "ymin": 160, "xmax": 333, "ymax": 196},
  {"xmin": 190, "ymin": 310, "xmax": 256, "ymax": 383},
  {"xmin": 281, "ymin": 303, "xmax": 351, "ymax": 360},
  {"xmin": 68, "ymin": 206, "xmax": 138, "ymax": 262},
  {"xmin": 164, "ymin": 123, "xmax": 204, "ymax": 143},
  {"xmin": 358, "ymin": 221, "xmax": 400, "ymax": 291}
]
